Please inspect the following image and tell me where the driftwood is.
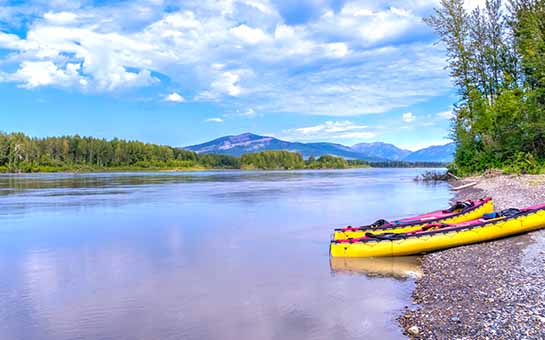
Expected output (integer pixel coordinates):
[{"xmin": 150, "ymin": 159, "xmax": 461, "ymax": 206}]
[
  {"xmin": 451, "ymin": 181, "xmax": 478, "ymax": 191},
  {"xmin": 447, "ymin": 172, "xmax": 461, "ymax": 180}
]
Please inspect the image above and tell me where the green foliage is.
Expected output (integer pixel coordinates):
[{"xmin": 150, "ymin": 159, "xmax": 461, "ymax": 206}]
[
  {"xmin": 305, "ymin": 155, "xmax": 349, "ymax": 169},
  {"xmin": 198, "ymin": 154, "xmax": 240, "ymax": 168},
  {"xmin": 241, "ymin": 151, "xmax": 305, "ymax": 170},
  {"xmin": 346, "ymin": 159, "xmax": 371, "ymax": 168},
  {"xmin": 503, "ymin": 152, "xmax": 540, "ymax": 174},
  {"xmin": 0, "ymin": 132, "xmax": 239, "ymax": 172},
  {"xmin": 428, "ymin": 0, "xmax": 545, "ymax": 174}
]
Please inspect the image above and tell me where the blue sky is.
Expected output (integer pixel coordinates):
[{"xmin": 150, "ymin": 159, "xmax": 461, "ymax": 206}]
[{"xmin": 0, "ymin": 0, "xmax": 485, "ymax": 150}]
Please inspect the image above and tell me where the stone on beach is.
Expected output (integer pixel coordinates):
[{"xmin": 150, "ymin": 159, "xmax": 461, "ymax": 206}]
[{"xmin": 399, "ymin": 174, "xmax": 545, "ymax": 339}]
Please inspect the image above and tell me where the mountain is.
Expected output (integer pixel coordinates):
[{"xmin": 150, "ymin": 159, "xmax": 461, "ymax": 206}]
[
  {"xmin": 185, "ymin": 133, "xmax": 384, "ymax": 161},
  {"xmin": 303, "ymin": 142, "xmax": 379, "ymax": 160},
  {"xmin": 351, "ymin": 142, "xmax": 411, "ymax": 161},
  {"xmin": 185, "ymin": 132, "xmax": 455, "ymax": 163},
  {"xmin": 402, "ymin": 143, "xmax": 456, "ymax": 163}
]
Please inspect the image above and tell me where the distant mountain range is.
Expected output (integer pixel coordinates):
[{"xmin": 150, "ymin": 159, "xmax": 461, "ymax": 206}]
[
  {"xmin": 351, "ymin": 142, "xmax": 411, "ymax": 161},
  {"xmin": 185, "ymin": 133, "xmax": 455, "ymax": 163},
  {"xmin": 403, "ymin": 143, "xmax": 456, "ymax": 162}
]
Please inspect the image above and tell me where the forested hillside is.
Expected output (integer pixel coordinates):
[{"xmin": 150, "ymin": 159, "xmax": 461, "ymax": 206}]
[
  {"xmin": 428, "ymin": 0, "xmax": 545, "ymax": 174},
  {"xmin": 0, "ymin": 132, "xmax": 362, "ymax": 172},
  {"xmin": 240, "ymin": 151, "xmax": 305, "ymax": 170},
  {"xmin": 0, "ymin": 132, "xmax": 240, "ymax": 172},
  {"xmin": 0, "ymin": 132, "xmax": 448, "ymax": 172}
]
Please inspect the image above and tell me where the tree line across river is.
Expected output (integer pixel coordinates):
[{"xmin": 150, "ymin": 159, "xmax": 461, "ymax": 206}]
[{"xmin": 0, "ymin": 132, "xmax": 444, "ymax": 172}]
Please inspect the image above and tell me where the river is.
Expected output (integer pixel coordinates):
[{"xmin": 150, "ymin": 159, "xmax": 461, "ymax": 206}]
[{"xmin": 0, "ymin": 169, "xmax": 451, "ymax": 340}]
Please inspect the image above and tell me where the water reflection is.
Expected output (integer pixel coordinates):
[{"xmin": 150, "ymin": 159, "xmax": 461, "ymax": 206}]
[
  {"xmin": 330, "ymin": 256, "xmax": 423, "ymax": 280},
  {"xmin": 0, "ymin": 169, "xmax": 450, "ymax": 340}
]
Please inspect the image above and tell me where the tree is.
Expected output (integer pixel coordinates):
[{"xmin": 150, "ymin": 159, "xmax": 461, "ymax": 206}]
[{"xmin": 427, "ymin": 0, "xmax": 545, "ymax": 174}]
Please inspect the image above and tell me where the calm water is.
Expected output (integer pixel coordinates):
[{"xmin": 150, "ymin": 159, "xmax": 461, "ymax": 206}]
[{"xmin": 0, "ymin": 169, "xmax": 452, "ymax": 340}]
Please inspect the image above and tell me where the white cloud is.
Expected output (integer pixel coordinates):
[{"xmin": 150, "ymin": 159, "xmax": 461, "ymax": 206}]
[
  {"xmin": 0, "ymin": 22, "xmax": 158, "ymax": 90},
  {"xmin": 278, "ymin": 121, "xmax": 375, "ymax": 141},
  {"xmin": 221, "ymin": 107, "xmax": 258, "ymax": 118},
  {"xmin": 205, "ymin": 117, "xmax": 224, "ymax": 123},
  {"xmin": 398, "ymin": 141, "xmax": 451, "ymax": 151},
  {"xmin": 249, "ymin": 43, "xmax": 450, "ymax": 116},
  {"xmin": 312, "ymin": 4, "xmax": 426, "ymax": 47},
  {"xmin": 230, "ymin": 24, "xmax": 268, "ymax": 45},
  {"xmin": 210, "ymin": 71, "xmax": 245, "ymax": 97},
  {"xmin": 161, "ymin": 11, "xmax": 201, "ymax": 29},
  {"xmin": 241, "ymin": 108, "xmax": 256, "ymax": 117},
  {"xmin": 165, "ymin": 92, "xmax": 185, "ymax": 103},
  {"xmin": 325, "ymin": 42, "xmax": 349, "ymax": 58},
  {"xmin": 239, "ymin": 0, "xmax": 275, "ymax": 15},
  {"xmin": 43, "ymin": 11, "xmax": 78, "ymax": 24},
  {"xmin": 194, "ymin": 91, "xmax": 216, "ymax": 101},
  {"xmin": 437, "ymin": 110, "xmax": 454, "ymax": 119},
  {"xmin": 0, "ymin": 32, "xmax": 24, "ymax": 49},
  {"xmin": 295, "ymin": 121, "xmax": 368, "ymax": 134},
  {"xmin": 0, "ymin": 0, "xmax": 452, "ymax": 115},
  {"xmin": 11, "ymin": 61, "xmax": 83, "ymax": 88},
  {"xmin": 402, "ymin": 112, "xmax": 415, "ymax": 123}
]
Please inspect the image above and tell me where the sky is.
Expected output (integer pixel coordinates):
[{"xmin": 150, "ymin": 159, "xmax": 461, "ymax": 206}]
[{"xmin": 0, "ymin": 0, "xmax": 486, "ymax": 150}]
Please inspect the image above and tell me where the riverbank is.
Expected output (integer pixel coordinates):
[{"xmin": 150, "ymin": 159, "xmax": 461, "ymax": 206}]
[
  {"xmin": 3, "ymin": 164, "xmax": 438, "ymax": 174},
  {"xmin": 0, "ymin": 165, "xmax": 373, "ymax": 174},
  {"xmin": 399, "ymin": 174, "xmax": 545, "ymax": 339},
  {"xmin": 0, "ymin": 165, "xmax": 213, "ymax": 173}
]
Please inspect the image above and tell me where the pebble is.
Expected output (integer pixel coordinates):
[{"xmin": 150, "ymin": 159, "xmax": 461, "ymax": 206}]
[
  {"xmin": 398, "ymin": 174, "xmax": 545, "ymax": 339},
  {"xmin": 407, "ymin": 326, "xmax": 419, "ymax": 336}
]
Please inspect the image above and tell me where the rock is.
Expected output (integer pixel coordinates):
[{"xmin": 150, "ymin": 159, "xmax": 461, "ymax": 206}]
[
  {"xmin": 398, "ymin": 174, "xmax": 545, "ymax": 339},
  {"xmin": 407, "ymin": 325, "xmax": 420, "ymax": 336}
]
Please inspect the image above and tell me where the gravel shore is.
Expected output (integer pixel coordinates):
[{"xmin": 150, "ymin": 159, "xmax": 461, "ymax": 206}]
[{"xmin": 399, "ymin": 174, "xmax": 545, "ymax": 339}]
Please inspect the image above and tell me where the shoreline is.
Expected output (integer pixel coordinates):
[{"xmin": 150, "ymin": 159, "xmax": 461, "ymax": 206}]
[
  {"xmin": 399, "ymin": 174, "xmax": 545, "ymax": 338},
  {"xmin": 0, "ymin": 165, "xmax": 442, "ymax": 175}
]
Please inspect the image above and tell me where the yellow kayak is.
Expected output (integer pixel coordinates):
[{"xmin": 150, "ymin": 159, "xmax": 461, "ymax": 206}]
[
  {"xmin": 333, "ymin": 197, "xmax": 494, "ymax": 240},
  {"xmin": 330, "ymin": 202, "xmax": 545, "ymax": 257}
]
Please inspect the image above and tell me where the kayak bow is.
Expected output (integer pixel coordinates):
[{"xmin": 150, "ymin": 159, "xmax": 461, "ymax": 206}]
[{"xmin": 333, "ymin": 197, "xmax": 494, "ymax": 240}]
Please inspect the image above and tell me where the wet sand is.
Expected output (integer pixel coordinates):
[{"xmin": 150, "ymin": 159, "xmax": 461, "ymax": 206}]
[{"xmin": 399, "ymin": 175, "xmax": 545, "ymax": 339}]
